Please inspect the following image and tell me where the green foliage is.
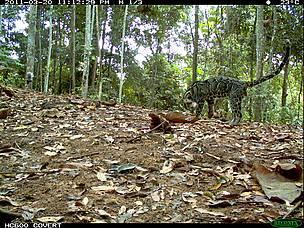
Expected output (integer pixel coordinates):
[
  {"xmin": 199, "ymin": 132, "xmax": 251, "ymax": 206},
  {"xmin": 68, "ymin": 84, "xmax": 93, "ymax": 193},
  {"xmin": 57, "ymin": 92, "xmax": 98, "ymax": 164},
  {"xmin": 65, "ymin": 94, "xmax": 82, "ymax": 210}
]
[{"xmin": 124, "ymin": 54, "xmax": 183, "ymax": 110}]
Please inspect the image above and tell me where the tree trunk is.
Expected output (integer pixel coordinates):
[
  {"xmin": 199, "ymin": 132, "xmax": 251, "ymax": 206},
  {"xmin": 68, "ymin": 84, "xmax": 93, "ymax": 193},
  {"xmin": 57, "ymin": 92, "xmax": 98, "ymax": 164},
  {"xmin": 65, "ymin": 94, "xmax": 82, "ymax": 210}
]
[
  {"xmin": 82, "ymin": 5, "xmax": 92, "ymax": 98},
  {"xmin": 91, "ymin": 6, "xmax": 98, "ymax": 92},
  {"xmin": 36, "ymin": 6, "xmax": 42, "ymax": 91},
  {"xmin": 25, "ymin": 5, "xmax": 37, "ymax": 89},
  {"xmin": 118, "ymin": 5, "xmax": 128, "ymax": 103},
  {"xmin": 298, "ymin": 60, "xmax": 304, "ymax": 119},
  {"xmin": 98, "ymin": 6, "xmax": 108, "ymax": 100},
  {"xmin": 52, "ymin": 17, "xmax": 58, "ymax": 93},
  {"xmin": 44, "ymin": 5, "xmax": 53, "ymax": 94},
  {"xmin": 248, "ymin": 41, "xmax": 255, "ymax": 122},
  {"xmin": 254, "ymin": 5, "xmax": 264, "ymax": 122},
  {"xmin": 268, "ymin": 6, "xmax": 277, "ymax": 73},
  {"xmin": 281, "ymin": 59, "xmax": 289, "ymax": 107},
  {"xmin": 107, "ymin": 44, "xmax": 113, "ymax": 79},
  {"xmin": 70, "ymin": 5, "xmax": 76, "ymax": 93},
  {"xmin": 192, "ymin": 5, "xmax": 199, "ymax": 84},
  {"xmin": 0, "ymin": 6, "xmax": 2, "ymax": 32},
  {"xmin": 58, "ymin": 19, "xmax": 62, "ymax": 94}
]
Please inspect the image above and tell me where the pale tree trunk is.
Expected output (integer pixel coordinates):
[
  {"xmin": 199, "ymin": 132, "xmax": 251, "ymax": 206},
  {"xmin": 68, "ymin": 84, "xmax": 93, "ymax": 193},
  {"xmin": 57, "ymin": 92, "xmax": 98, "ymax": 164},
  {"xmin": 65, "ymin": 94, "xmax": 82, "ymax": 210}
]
[
  {"xmin": 36, "ymin": 6, "xmax": 42, "ymax": 91},
  {"xmin": 91, "ymin": 6, "xmax": 98, "ymax": 92},
  {"xmin": 52, "ymin": 18, "xmax": 57, "ymax": 93},
  {"xmin": 98, "ymin": 6, "xmax": 108, "ymax": 100},
  {"xmin": 192, "ymin": 5, "xmax": 199, "ymax": 84},
  {"xmin": 268, "ymin": 6, "xmax": 277, "ymax": 73},
  {"xmin": 70, "ymin": 5, "xmax": 76, "ymax": 93},
  {"xmin": 248, "ymin": 41, "xmax": 255, "ymax": 121},
  {"xmin": 264, "ymin": 6, "xmax": 277, "ymax": 121},
  {"xmin": 25, "ymin": 5, "xmax": 37, "ymax": 89},
  {"xmin": 254, "ymin": 5, "xmax": 264, "ymax": 122},
  {"xmin": 118, "ymin": 5, "xmax": 128, "ymax": 103},
  {"xmin": 44, "ymin": 5, "xmax": 53, "ymax": 94},
  {"xmin": 0, "ymin": 6, "xmax": 3, "ymax": 36},
  {"xmin": 58, "ymin": 18, "xmax": 63, "ymax": 94},
  {"xmin": 82, "ymin": 5, "xmax": 92, "ymax": 98},
  {"xmin": 89, "ymin": 5, "xmax": 95, "ymax": 93}
]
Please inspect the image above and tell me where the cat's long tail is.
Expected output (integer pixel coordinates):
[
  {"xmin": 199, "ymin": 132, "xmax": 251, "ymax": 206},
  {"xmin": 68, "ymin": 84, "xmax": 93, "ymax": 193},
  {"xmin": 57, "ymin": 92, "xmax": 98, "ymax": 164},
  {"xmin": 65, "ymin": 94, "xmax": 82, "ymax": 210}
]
[{"xmin": 247, "ymin": 41, "xmax": 290, "ymax": 88}]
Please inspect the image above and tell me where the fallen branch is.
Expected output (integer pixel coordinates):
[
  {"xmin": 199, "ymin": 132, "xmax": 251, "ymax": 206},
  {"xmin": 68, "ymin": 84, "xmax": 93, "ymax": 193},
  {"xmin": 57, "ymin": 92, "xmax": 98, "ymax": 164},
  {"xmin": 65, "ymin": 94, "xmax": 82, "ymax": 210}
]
[
  {"xmin": 66, "ymin": 151, "xmax": 100, "ymax": 161},
  {"xmin": 283, "ymin": 200, "xmax": 302, "ymax": 219},
  {"xmin": 205, "ymin": 152, "xmax": 221, "ymax": 160},
  {"xmin": 0, "ymin": 169, "xmax": 61, "ymax": 175}
]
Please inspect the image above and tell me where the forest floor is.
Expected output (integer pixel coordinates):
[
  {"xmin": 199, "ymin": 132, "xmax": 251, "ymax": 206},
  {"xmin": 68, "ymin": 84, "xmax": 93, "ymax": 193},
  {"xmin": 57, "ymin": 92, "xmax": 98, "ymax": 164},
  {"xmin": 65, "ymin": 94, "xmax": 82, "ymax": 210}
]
[{"xmin": 0, "ymin": 87, "xmax": 303, "ymax": 224}]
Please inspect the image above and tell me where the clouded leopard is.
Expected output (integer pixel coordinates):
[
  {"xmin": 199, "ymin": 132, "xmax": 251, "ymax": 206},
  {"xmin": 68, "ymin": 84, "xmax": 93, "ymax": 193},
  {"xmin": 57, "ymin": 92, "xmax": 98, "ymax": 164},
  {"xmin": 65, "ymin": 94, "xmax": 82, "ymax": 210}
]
[{"xmin": 183, "ymin": 43, "xmax": 290, "ymax": 125}]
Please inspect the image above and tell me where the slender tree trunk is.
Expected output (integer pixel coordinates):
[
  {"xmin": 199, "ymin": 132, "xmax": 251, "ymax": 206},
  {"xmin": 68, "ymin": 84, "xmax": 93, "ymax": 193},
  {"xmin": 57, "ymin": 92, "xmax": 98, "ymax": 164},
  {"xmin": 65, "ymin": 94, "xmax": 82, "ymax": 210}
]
[
  {"xmin": 51, "ymin": 17, "xmax": 58, "ymax": 94},
  {"xmin": 118, "ymin": 5, "xmax": 128, "ymax": 103},
  {"xmin": 98, "ymin": 6, "xmax": 108, "ymax": 100},
  {"xmin": 89, "ymin": 5, "xmax": 95, "ymax": 92},
  {"xmin": 57, "ymin": 19, "xmax": 63, "ymax": 94},
  {"xmin": 82, "ymin": 5, "xmax": 92, "ymax": 98},
  {"xmin": 248, "ymin": 43, "xmax": 255, "ymax": 122},
  {"xmin": 91, "ymin": 6, "xmax": 98, "ymax": 92},
  {"xmin": 53, "ymin": 20, "xmax": 61, "ymax": 93},
  {"xmin": 45, "ymin": 6, "xmax": 53, "ymax": 93},
  {"xmin": 281, "ymin": 60, "xmax": 289, "ymax": 107},
  {"xmin": 36, "ymin": 6, "xmax": 42, "ymax": 91},
  {"xmin": 268, "ymin": 7, "xmax": 277, "ymax": 73},
  {"xmin": 298, "ymin": 60, "xmax": 304, "ymax": 119},
  {"xmin": 0, "ymin": 6, "xmax": 2, "ymax": 33},
  {"xmin": 25, "ymin": 5, "xmax": 37, "ymax": 89},
  {"xmin": 107, "ymin": 44, "xmax": 113, "ymax": 79},
  {"xmin": 254, "ymin": 5, "xmax": 265, "ymax": 122},
  {"xmin": 39, "ymin": 7, "xmax": 45, "ymax": 92},
  {"xmin": 70, "ymin": 5, "xmax": 76, "ymax": 93},
  {"xmin": 192, "ymin": 5, "xmax": 199, "ymax": 84}
]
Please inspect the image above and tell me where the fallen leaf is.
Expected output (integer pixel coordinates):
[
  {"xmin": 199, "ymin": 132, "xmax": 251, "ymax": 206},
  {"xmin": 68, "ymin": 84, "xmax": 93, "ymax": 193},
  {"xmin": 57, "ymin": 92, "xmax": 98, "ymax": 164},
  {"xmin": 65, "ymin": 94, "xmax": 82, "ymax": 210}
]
[
  {"xmin": 82, "ymin": 197, "xmax": 89, "ymax": 206},
  {"xmin": 207, "ymin": 200, "xmax": 234, "ymax": 208},
  {"xmin": 151, "ymin": 191, "xmax": 160, "ymax": 202},
  {"xmin": 182, "ymin": 192, "xmax": 197, "ymax": 203},
  {"xmin": 195, "ymin": 208, "xmax": 226, "ymax": 217},
  {"xmin": 96, "ymin": 172, "xmax": 107, "ymax": 182},
  {"xmin": 275, "ymin": 163, "xmax": 302, "ymax": 180},
  {"xmin": 70, "ymin": 134, "xmax": 84, "ymax": 140},
  {"xmin": 117, "ymin": 163, "xmax": 137, "ymax": 173},
  {"xmin": 160, "ymin": 160, "xmax": 174, "ymax": 174},
  {"xmin": 36, "ymin": 216, "xmax": 63, "ymax": 222},
  {"xmin": 97, "ymin": 209, "xmax": 115, "ymax": 219},
  {"xmin": 254, "ymin": 164, "xmax": 302, "ymax": 204},
  {"xmin": 44, "ymin": 151, "xmax": 58, "ymax": 156},
  {"xmin": 91, "ymin": 185, "xmax": 115, "ymax": 192},
  {"xmin": 163, "ymin": 112, "xmax": 199, "ymax": 123}
]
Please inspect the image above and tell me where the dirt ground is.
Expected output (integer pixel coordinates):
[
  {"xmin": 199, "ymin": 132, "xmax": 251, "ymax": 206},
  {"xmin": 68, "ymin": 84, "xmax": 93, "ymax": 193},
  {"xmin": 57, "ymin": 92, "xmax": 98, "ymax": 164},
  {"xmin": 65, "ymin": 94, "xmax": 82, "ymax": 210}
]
[{"xmin": 0, "ymin": 88, "xmax": 303, "ymax": 224}]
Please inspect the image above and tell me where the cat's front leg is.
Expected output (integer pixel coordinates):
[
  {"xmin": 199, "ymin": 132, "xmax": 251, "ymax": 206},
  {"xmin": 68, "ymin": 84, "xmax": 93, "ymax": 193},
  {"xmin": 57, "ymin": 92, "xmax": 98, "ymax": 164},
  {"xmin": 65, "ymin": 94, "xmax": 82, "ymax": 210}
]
[
  {"xmin": 207, "ymin": 99, "xmax": 215, "ymax": 118},
  {"xmin": 229, "ymin": 97, "xmax": 242, "ymax": 125}
]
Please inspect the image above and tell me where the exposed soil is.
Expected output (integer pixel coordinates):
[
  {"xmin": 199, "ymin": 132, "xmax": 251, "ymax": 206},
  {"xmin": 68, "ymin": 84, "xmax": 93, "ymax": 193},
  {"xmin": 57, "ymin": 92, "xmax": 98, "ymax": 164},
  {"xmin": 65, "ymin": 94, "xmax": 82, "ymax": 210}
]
[{"xmin": 0, "ymin": 88, "xmax": 303, "ymax": 224}]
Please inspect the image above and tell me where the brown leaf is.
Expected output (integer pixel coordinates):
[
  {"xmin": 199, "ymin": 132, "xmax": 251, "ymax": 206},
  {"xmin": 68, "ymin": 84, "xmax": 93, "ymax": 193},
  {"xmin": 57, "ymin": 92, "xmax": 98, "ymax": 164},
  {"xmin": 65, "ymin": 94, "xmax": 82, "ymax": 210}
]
[
  {"xmin": 254, "ymin": 163, "xmax": 302, "ymax": 204},
  {"xmin": 163, "ymin": 111, "xmax": 199, "ymax": 123},
  {"xmin": 275, "ymin": 163, "xmax": 302, "ymax": 180},
  {"xmin": 148, "ymin": 113, "xmax": 172, "ymax": 133},
  {"xmin": 0, "ymin": 108, "xmax": 9, "ymax": 119},
  {"xmin": 0, "ymin": 85, "xmax": 15, "ymax": 97}
]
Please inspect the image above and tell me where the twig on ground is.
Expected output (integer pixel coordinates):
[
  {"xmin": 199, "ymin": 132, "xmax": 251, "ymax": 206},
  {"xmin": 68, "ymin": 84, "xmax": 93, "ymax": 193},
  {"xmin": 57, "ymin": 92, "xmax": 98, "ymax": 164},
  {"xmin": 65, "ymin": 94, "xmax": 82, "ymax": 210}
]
[
  {"xmin": 283, "ymin": 200, "xmax": 302, "ymax": 219},
  {"xmin": 125, "ymin": 121, "xmax": 167, "ymax": 143}
]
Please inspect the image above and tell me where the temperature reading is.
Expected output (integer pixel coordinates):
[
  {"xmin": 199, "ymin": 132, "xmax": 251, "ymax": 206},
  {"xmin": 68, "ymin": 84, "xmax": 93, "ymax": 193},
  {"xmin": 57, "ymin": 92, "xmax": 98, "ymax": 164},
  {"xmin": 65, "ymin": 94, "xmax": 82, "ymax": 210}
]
[{"xmin": 281, "ymin": 0, "xmax": 300, "ymax": 4}]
